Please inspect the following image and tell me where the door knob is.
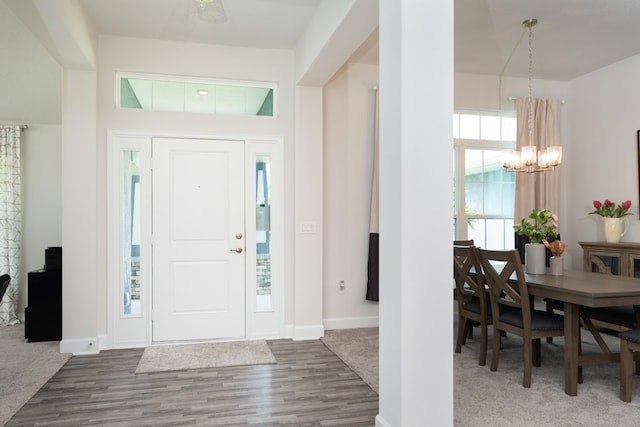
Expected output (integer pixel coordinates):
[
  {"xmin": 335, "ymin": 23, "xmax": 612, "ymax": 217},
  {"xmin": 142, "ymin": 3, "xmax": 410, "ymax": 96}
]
[
  {"xmin": 235, "ymin": 233, "xmax": 243, "ymax": 239},
  {"xmin": 230, "ymin": 248, "xmax": 243, "ymax": 253}
]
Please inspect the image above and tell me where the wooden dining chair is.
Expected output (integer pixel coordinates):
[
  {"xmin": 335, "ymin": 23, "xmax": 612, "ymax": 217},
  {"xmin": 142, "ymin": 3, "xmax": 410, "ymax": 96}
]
[
  {"xmin": 454, "ymin": 245, "xmax": 491, "ymax": 366},
  {"xmin": 453, "ymin": 239, "xmax": 475, "ymax": 300},
  {"xmin": 478, "ymin": 248, "xmax": 565, "ymax": 387},
  {"xmin": 619, "ymin": 329, "xmax": 640, "ymax": 402}
]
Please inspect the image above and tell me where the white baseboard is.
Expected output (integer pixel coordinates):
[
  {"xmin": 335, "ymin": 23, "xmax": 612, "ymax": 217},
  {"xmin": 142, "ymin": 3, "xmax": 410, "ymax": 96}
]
[
  {"xmin": 375, "ymin": 414, "xmax": 392, "ymax": 427},
  {"xmin": 282, "ymin": 324, "xmax": 294, "ymax": 338},
  {"xmin": 323, "ymin": 316, "xmax": 379, "ymax": 330},
  {"xmin": 292, "ymin": 324, "xmax": 324, "ymax": 340},
  {"xmin": 60, "ymin": 336, "xmax": 100, "ymax": 355},
  {"xmin": 98, "ymin": 333, "xmax": 111, "ymax": 350}
]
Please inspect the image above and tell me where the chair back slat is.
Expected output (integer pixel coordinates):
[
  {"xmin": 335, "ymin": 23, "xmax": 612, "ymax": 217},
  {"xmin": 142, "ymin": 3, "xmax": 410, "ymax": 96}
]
[
  {"xmin": 479, "ymin": 249, "xmax": 532, "ymax": 321},
  {"xmin": 453, "ymin": 245, "xmax": 485, "ymax": 302}
]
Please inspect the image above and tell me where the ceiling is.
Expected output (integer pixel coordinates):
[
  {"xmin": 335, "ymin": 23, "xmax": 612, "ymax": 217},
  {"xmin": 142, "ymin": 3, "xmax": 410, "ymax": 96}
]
[
  {"xmin": 454, "ymin": 0, "xmax": 640, "ymax": 81},
  {"xmin": 80, "ymin": 0, "xmax": 322, "ymax": 49},
  {"xmin": 78, "ymin": 0, "xmax": 640, "ymax": 82}
]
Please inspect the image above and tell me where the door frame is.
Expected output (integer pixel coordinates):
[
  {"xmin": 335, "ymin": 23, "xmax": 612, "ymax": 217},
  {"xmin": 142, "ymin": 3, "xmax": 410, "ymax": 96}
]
[{"xmin": 106, "ymin": 129, "xmax": 284, "ymax": 349}]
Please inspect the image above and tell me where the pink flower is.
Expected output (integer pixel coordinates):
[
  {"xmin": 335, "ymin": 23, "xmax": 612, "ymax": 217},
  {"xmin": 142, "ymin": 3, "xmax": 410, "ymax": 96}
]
[{"xmin": 589, "ymin": 198, "xmax": 633, "ymax": 218}]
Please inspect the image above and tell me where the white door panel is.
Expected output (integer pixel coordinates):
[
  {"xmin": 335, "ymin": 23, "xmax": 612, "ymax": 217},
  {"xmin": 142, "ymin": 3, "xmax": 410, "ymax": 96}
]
[{"xmin": 152, "ymin": 137, "xmax": 245, "ymax": 342}]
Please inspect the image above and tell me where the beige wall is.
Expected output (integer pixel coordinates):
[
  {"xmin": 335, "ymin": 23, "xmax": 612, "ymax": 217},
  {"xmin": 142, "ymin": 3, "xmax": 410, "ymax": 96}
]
[{"xmin": 323, "ymin": 61, "xmax": 379, "ymax": 328}]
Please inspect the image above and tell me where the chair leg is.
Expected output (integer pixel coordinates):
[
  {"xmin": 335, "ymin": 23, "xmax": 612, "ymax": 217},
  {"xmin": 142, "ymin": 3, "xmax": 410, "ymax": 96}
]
[
  {"xmin": 546, "ymin": 302, "xmax": 554, "ymax": 344},
  {"xmin": 620, "ymin": 339, "xmax": 634, "ymax": 402},
  {"xmin": 479, "ymin": 322, "xmax": 488, "ymax": 366},
  {"xmin": 532, "ymin": 338, "xmax": 541, "ymax": 367},
  {"xmin": 523, "ymin": 337, "xmax": 532, "ymax": 388},
  {"xmin": 578, "ymin": 331, "xmax": 583, "ymax": 384},
  {"xmin": 490, "ymin": 327, "xmax": 501, "ymax": 372},
  {"xmin": 455, "ymin": 316, "xmax": 468, "ymax": 353}
]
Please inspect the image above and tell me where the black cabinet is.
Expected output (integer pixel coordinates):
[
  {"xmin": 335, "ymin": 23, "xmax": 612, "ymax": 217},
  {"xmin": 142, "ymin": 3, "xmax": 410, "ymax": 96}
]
[{"xmin": 25, "ymin": 269, "xmax": 62, "ymax": 342}]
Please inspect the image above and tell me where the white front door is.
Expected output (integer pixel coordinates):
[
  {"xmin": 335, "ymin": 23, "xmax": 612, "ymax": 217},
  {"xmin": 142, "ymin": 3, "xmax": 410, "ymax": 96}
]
[{"xmin": 151, "ymin": 137, "xmax": 245, "ymax": 342}]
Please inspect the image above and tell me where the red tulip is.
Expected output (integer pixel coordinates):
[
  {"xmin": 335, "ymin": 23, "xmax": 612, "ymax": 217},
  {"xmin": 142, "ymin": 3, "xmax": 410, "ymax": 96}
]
[
  {"xmin": 593, "ymin": 200, "xmax": 602, "ymax": 209},
  {"xmin": 622, "ymin": 200, "xmax": 632, "ymax": 209},
  {"xmin": 604, "ymin": 199, "xmax": 613, "ymax": 207}
]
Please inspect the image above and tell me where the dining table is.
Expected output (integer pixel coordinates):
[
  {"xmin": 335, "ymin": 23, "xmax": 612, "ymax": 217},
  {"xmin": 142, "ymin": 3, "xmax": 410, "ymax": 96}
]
[{"xmin": 523, "ymin": 269, "xmax": 640, "ymax": 396}]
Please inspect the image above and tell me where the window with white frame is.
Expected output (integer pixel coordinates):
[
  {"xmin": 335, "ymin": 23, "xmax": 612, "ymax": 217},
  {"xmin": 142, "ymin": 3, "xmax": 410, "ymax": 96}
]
[
  {"xmin": 117, "ymin": 72, "xmax": 277, "ymax": 117},
  {"xmin": 453, "ymin": 111, "xmax": 517, "ymax": 250}
]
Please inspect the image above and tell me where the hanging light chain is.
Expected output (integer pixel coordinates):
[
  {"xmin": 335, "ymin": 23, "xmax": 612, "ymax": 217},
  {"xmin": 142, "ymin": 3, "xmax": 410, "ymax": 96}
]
[
  {"xmin": 527, "ymin": 19, "xmax": 534, "ymax": 141},
  {"xmin": 502, "ymin": 18, "xmax": 563, "ymax": 173}
]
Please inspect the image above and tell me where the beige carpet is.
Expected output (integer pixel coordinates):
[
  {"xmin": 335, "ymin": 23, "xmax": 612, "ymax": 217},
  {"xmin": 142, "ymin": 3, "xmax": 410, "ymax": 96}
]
[
  {"xmin": 321, "ymin": 323, "xmax": 640, "ymax": 426},
  {"xmin": 454, "ymin": 319, "xmax": 640, "ymax": 426},
  {"xmin": 135, "ymin": 340, "xmax": 276, "ymax": 373},
  {"xmin": 321, "ymin": 327, "xmax": 379, "ymax": 393},
  {"xmin": 0, "ymin": 324, "xmax": 71, "ymax": 427}
]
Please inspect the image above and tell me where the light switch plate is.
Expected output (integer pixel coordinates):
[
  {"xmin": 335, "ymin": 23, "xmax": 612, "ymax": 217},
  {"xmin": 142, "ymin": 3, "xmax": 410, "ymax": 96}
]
[{"xmin": 300, "ymin": 221, "xmax": 316, "ymax": 234}]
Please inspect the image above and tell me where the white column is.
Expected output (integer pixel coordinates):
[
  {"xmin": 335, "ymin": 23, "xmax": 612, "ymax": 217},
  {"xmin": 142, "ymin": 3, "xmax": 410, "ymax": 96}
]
[
  {"xmin": 293, "ymin": 85, "xmax": 324, "ymax": 339},
  {"xmin": 377, "ymin": 0, "xmax": 453, "ymax": 425},
  {"xmin": 60, "ymin": 69, "xmax": 99, "ymax": 354}
]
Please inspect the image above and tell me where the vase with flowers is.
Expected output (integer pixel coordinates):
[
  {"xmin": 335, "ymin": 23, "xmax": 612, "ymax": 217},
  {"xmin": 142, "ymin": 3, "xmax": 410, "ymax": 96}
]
[
  {"xmin": 514, "ymin": 209, "xmax": 560, "ymax": 274},
  {"xmin": 543, "ymin": 238, "xmax": 568, "ymax": 275},
  {"xmin": 589, "ymin": 199, "xmax": 633, "ymax": 243}
]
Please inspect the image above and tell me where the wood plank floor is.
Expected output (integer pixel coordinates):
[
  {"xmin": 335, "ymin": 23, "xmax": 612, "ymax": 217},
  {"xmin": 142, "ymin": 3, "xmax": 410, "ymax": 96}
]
[{"xmin": 5, "ymin": 339, "xmax": 378, "ymax": 426}]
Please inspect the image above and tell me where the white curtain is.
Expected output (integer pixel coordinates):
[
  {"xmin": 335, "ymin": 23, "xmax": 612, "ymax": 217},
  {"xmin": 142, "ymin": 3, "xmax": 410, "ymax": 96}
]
[
  {"xmin": 0, "ymin": 125, "xmax": 22, "ymax": 326},
  {"xmin": 514, "ymin": 98, "xmax": 562, "ymax": 223}
]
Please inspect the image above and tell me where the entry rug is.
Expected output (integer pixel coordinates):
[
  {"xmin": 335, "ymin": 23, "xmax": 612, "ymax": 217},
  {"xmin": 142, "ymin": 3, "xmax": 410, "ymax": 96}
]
[{"xmin": 135, "ymin": 340, "xmax": 276, "ymax": 373}]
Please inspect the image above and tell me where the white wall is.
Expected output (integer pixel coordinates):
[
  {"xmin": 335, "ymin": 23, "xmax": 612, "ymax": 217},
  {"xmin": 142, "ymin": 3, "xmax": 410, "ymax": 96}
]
[
  {"xmin": 0, "ymin": 2, "xmax": 63, "ymax": 320},
  {"xmin": 294, "ymin": 86, "xmax": 325, "ymax": 339},
  {"xmin": 323, "ymin": 61, "xmax": 379, "ymax": 328},
  {"xmin": 21, "ymin": 125, "xmax": 62, "ymax": 313},
  {"xmin": 455, "ymin": 72, "xmax": 570, "ymax": 111},
  {"xmin": 565, "ymin": 54, "xmax": 640, "ymax": 267},
  {"xmin": 0, "ymin": 1, "xmax": 62, "ymax": 125},
  {"xmin": 60, "ymin": 68, "xmax": 98, "ymax": 354}
]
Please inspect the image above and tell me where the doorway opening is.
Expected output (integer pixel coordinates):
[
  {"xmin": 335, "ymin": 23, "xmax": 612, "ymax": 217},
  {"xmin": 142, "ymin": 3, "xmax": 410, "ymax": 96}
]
[{"xmin": 107, "ymin": 131, "xmax": 284, "ymax": 348}]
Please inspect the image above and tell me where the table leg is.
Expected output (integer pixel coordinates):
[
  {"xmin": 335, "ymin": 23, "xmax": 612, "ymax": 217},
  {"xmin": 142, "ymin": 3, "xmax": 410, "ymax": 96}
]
[{"xmin": 564, "ymin": 302, "xmax": 579, "ymax": 396}]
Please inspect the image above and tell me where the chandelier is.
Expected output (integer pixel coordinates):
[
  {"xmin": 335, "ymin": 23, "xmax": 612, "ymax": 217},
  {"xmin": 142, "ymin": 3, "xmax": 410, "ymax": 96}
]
[
  {"xmin": 192, "ymin": 0, "xmax": 227, "ymax": 24},
  {"xmin": 502, "ymin": 19, "xmax": 562, "ymax": 173}
]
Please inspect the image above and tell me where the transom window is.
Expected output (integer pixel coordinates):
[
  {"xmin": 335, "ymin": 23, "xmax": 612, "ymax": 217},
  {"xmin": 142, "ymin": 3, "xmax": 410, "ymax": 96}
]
[
  {"xmin": 453, "ymin": 111, "xmax": 516, "ymax": 250},
  {"xmin": 116, "ymin": 72, "xmax": 277, "ymax": 117}
]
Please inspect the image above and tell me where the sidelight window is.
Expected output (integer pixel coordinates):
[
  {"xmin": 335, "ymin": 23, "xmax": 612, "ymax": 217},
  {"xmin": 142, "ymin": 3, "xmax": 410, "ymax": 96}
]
[
  {"xmin": 122, "ymin": 151, "xmax": 142, "ymax": 316},
  {"xmin": 256, "ymin": 157, "xmax": 272, "ymax": 311}
]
